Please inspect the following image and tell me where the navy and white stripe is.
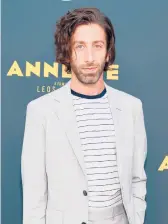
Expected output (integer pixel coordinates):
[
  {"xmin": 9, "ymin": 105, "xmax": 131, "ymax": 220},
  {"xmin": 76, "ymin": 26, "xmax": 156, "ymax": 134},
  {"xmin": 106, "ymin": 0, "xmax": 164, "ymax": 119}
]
[{"xmin": 71, "ymin": 87, "xmax": 123, "ymax": 210}]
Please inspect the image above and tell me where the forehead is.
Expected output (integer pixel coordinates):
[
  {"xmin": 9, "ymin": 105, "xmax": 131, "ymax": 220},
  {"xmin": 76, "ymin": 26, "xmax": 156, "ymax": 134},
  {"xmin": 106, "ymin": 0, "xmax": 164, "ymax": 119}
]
[{"xmin": 72, "ymin": 23, "xmax": 106, "ymax": 43}]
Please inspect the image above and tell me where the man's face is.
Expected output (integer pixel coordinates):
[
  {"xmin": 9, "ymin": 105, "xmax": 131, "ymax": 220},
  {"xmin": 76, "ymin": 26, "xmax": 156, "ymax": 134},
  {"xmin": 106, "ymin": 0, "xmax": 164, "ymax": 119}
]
[{"xmin": 70, "ymin": 23, "xmax": 109, "ymax": 85}]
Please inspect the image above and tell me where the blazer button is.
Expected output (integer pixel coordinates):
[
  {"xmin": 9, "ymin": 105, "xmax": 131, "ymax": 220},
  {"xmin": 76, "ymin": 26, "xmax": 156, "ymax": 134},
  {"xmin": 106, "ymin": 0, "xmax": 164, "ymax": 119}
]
[{"xmin": 83, "ymin": 190, "xmax": 87, "ymax": 196}]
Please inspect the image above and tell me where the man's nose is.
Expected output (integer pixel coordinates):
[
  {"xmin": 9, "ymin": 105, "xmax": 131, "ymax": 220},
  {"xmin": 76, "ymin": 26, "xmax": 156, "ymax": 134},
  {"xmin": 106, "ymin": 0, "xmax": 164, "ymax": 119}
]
[{"xmin": 84, "ymin": 47, "xmax": 95, "ymax": 63}]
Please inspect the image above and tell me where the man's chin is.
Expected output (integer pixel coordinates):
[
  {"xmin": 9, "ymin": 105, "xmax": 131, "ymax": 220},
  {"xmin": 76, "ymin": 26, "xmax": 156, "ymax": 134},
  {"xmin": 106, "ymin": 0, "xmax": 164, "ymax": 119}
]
[{"xmin": 80, "ymin": 76, "xmax": 99, "ymax": 85}]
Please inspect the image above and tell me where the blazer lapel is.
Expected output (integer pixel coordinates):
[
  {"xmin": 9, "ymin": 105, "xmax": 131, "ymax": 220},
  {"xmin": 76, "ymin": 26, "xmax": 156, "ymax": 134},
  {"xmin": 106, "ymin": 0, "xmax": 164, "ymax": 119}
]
[
  {"xmin": 51, "ymin": 80, "xmax": 125, "ymax": 181},
  {"xmin": 104, "ymin": 83, "xmax": 126, "ymax": 177},
  {"xmin": 51, "ymin": 80, "xmax": 88, "ymax": 181}
]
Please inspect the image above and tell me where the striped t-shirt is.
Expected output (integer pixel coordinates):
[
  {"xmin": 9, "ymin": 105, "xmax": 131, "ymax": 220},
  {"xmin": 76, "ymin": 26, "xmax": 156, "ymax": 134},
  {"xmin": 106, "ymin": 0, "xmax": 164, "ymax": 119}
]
[{"xmin": 71, "ymin": 86, "xmax": 123, "ymax": 210}]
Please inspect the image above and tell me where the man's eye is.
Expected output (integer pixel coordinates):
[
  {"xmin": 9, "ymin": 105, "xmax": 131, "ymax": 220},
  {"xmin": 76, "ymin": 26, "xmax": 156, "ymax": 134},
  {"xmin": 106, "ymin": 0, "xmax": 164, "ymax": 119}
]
[
  {"xmin": 76, "ymin": 45, "xmax": 84, "ymax": 49},
  {"xmin": 95, "ymin": 45, "xmax": 102, "ymax": 48}
]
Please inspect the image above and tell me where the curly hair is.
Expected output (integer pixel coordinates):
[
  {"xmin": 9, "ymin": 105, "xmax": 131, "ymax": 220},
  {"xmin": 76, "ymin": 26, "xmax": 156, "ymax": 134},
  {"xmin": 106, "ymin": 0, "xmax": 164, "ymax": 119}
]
[{"xmin": 54, "ymin": 7, "xmax": 116, "ymax": 73}]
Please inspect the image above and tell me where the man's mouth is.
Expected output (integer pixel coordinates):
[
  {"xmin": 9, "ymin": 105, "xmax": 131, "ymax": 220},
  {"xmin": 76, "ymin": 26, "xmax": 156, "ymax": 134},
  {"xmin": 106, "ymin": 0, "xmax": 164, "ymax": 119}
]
[{"xmin": 83, "ymin": 67, "xmax": 97, "ymax": 71}]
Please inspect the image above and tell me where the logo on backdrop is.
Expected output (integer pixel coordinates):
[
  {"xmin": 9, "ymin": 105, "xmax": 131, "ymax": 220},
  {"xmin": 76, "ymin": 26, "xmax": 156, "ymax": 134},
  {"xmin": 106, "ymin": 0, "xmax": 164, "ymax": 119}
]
[
  {"xmin": 6, "ymin": 61, "xmax": 119, "ymax": 93},
  {"xmin": 158, "ymin": 155, "xmax": 168, "ymax": 171}
]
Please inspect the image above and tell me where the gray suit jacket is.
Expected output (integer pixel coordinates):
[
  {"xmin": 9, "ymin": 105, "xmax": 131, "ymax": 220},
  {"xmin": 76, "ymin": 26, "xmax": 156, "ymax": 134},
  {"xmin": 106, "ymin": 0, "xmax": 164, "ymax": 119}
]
[{"xmin": 21, "ymin": 79, "xmax": 147, "ymax": 224}]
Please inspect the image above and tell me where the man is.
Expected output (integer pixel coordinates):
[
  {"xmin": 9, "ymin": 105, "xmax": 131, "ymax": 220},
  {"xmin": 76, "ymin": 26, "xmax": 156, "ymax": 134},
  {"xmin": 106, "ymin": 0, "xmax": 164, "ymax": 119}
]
[{"xmin": 21, "ymin": 7, "xmax": 147, "ymax": 224}]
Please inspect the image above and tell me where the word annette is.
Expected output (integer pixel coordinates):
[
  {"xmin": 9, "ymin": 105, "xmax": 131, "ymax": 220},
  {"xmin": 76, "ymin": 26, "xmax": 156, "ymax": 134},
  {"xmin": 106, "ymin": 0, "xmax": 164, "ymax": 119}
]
[{"xmin": 7, "ymin": 61, "xmax": 119, "ymax": 80}]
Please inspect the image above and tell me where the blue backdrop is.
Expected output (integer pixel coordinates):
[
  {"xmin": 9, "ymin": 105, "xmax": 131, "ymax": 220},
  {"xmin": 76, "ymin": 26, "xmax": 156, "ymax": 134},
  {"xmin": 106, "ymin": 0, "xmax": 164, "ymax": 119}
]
[{"xmin": 2, "ymin": 0, "xmax": 168, "ymax": 223}]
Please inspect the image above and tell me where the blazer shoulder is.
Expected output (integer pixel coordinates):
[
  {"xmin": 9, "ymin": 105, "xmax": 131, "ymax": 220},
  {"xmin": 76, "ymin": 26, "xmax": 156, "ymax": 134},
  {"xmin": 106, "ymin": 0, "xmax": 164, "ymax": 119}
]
[
  {"xmin": 109, "ymin": 85, "xmax": 142, "ymax": 106},
  {"xmin": 25, "ymin": 86, "xmax": 63, "ymax": 117},
  {"xmin": 106, "ymin": 85, "xmax": 143, "ymax": 119},
  {"xmin": 27, "ymin": 94, "xmax": 49, "ymax": 111}
]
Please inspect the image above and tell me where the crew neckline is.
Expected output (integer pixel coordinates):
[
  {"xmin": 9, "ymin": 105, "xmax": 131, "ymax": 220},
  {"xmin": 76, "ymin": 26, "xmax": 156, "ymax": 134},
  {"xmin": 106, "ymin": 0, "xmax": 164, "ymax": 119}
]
[{"xmin": 71, "ymin": 87, "xmax": 106, "ymax": 99}]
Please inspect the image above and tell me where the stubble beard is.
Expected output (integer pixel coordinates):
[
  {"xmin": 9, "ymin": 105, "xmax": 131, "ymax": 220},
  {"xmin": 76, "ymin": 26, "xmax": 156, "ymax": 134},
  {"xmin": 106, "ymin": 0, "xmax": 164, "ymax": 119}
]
[{"xmin": 71, "ymin": 61, "xmax": 106, "ymax": 85}]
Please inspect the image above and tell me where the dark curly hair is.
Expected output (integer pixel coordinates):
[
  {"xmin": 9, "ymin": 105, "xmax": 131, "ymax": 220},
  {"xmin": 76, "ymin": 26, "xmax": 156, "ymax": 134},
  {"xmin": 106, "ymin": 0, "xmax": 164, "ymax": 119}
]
[{"xmin": 54, "ymin": 7, "xmax": 116, "ymax": 73}]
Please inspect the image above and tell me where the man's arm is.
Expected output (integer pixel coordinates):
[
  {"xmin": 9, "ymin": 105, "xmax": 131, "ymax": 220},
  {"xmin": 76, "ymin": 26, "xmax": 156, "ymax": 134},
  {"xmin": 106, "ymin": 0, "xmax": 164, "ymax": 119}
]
[
  {"xmin": 21, "ymin": 102, "xmax": 47, "ymax": 224},
  {"xmin": 132, "ymin": 99, "xmax": 147, "ymax": 224}
]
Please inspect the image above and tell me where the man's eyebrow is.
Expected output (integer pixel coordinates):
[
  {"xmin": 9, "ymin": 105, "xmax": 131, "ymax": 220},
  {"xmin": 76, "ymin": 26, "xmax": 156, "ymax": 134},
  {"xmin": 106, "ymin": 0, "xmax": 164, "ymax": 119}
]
[
  {"xmin": 73, "ymin": 40, "xmax": 105, "ymax": 45},
  {"xmin": 94, "ymin": 41, "xmax": 105, "ymax": 44},
  {"xmin": 72, "ymin": 41, "xmax": 85, "ymax": 44}
]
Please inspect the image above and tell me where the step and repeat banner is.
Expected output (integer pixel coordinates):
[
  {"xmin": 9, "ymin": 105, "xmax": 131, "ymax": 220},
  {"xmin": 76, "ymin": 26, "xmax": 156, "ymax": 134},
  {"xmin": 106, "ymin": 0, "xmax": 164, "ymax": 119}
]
[{"xmin": 2, "ymin": 0, "xmax": 168, "ymax": 224}]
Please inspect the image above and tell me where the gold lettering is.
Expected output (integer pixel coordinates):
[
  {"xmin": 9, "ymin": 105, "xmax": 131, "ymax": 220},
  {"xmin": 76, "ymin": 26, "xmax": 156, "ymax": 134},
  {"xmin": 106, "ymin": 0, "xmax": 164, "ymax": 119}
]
[
  {"xmin": 36, "ymin": 85, "xmax": 57, "ymax": 93},
  {"xmin": 42, "ymin": 86, "xmax": 45, "ymax": 92},
  {"xmin": 158, "ymin": 156, "xmax": 168, "ymax": 171},
  {"xmin": 44, "ymin": 62, "xmax": 58, "ymax": 78},
  {"xmin": 7, "ymin": 62, "xmax": 120, "ymax": 79},
  {"xmin": 37, "ymin": 86, "xmax": 40, "ymax": 92},
  {"xmin": 7, "ymin": 61, "xmax": 24, "ymax": 77},
  {"xmin": 62, "ymin": 65, "xmax": 71, "ymax": 78},
  {"xmin": 107, "ymin": 64, "xmax": 119, "ymax": 80},
  {"xmin": 26, "ymin": 61, "xmax": 40, "ymax": 77}
]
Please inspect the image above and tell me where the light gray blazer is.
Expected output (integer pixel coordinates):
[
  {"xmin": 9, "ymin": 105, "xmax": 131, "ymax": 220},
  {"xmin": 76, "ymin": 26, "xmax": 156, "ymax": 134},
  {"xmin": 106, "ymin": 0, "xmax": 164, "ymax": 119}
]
[{"xmin": 21, "ymin": 79, "xmax": 147, "ymax": 224}]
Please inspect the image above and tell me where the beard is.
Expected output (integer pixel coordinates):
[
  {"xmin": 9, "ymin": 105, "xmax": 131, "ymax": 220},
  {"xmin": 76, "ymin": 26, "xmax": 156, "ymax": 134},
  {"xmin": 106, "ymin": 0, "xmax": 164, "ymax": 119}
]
[{"xmin": 70, "ymin": 60, "xmax": 106, "ymax": 85}]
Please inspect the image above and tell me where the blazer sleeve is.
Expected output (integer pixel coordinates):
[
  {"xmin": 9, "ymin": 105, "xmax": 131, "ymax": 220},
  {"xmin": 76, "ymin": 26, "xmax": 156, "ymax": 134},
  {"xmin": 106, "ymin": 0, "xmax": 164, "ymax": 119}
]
[
  {"xmin": 21, "ymin": 102, "xmax": 47, "ymax": 224},
  {"xmin": 132, "ymin": 99, "xmax": 147, "ymax": 224}
]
